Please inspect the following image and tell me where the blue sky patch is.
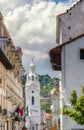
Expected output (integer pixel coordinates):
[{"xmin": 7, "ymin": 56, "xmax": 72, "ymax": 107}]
[{"xmin": 53, "ymin": 0, "xmax": 68, "ymax": 2}]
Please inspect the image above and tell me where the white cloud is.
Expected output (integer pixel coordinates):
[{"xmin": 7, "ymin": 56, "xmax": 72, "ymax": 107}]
[{"xmin": 0, "ymin": 0, "xmax": 76, "ymax": 76}]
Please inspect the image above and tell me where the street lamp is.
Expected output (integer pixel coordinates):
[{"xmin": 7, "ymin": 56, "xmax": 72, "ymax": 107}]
[
  {"xmin": 60, "ymin": 90, "xmax": 71, "ymax": 107},
  {"xmin": 62, "ymin": 97, "xmax": 71, "ymax": 107}
]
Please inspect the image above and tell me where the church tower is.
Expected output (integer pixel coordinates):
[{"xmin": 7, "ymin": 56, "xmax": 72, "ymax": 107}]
[{"xmin": 25, "ymin": 60, "xmax": 40, "ymax": 130}]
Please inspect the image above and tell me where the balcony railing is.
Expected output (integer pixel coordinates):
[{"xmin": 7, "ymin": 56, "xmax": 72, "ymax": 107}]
[
  {"xmin": 0, "ymin": 106, "xmax": 7, "ymax": 115},
  {"xmin": 11, "ymin": 112, "xmax": 24, "ymax": 122},
  {"xmin": 2, "ymin": 109, "xmax": 7, "ymax": 115},
  {"xmin": 0, "ymin": 106, "xmax": 2, "ymax": 113}
]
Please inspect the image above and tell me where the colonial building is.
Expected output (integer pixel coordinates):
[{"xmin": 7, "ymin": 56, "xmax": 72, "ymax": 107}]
[
  {"xmin": 49, "ymin": 0, "xmax": 84, "ymax": 130},
  {"xmin": 0, "ymin": 12, "xmax": 24, "ymax": 130},
  {"xmin": 50, "ymin": 87, "xmax": 60, "ymax": 130},
  {"xmin": 25, "ymin": 60, "xmax": 41, "ymax": 130}
]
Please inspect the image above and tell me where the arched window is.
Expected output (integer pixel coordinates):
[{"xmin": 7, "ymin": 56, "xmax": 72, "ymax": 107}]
[
  {"xmin": 28, "ymin": 76, "xmax": 30, "ymax": 80},
  {"xmin": 36, "ymin": 76, "xmax": 38, "ymax": 81},
  {"xmin": 31, "ymin": 96, "xmax": 34, "ymax": 105},
  {"xmin": 32, "ymin": 76, "xmax": 34, "ymax": 81},
  {"xmin": 32, "ymin": 126, "xmax": 34, "ymax": 130}
]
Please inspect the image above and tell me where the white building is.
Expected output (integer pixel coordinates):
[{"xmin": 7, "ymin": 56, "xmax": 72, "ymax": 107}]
[
  {"xmin": 25, "ymin": 60, "xmax": 41, "ymax": 130},
  {"xmin": 49, "ymin": 0, "xmax": 84, "ymax": 130}
]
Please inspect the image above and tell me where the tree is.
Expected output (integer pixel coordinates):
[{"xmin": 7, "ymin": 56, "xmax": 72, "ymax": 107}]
[
  {"xmin": 63, "ymin": 87, "xmax": 84, "ymax": 125},
  {"xmin": 41, "ymin": 104, "xmax": 51, "ymax": 113}
]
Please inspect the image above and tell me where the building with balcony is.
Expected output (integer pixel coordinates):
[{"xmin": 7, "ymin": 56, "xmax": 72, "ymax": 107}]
[{"xmin": 0, "ymin": 12, "xmax": 24, "ymax": 130}]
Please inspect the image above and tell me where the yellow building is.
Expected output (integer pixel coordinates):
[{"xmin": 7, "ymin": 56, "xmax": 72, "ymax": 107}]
[{"xmin": 0, "ymin": 12, "xmax": 24, "ymax": 130}]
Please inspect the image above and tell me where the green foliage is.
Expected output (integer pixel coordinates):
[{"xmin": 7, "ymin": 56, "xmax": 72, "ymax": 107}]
[
  {"xmin": 39, "ymin": 74, "xmax": 53, "ymax": 114},
  {"xmin": 63, "ymin": 87, "xmax": 84, "ymax": 125},
  {"xmin": 39, "ymin": 74, "xmax": 54, "ymax": 87},
  {"xmin": 70, "ymin": 90, "xmax": 77, "ymax": 106},
  {"xmin": 39, "ymin": 74, "xmax": 54, "ymax": 96},
  {"xmin": 82, "ymin": 87, "xmax": 84, "ymax": 94},
  {"xmin": 21, "ymin": 75, "xmax": 27, "ymax": 85},
  {"xmin": 40, "ymin": 85, "xmax": 52, "ymax": 95},
  {"xmin": 41, "ymin": 104, "xmax": 51, "ymax": 113}
]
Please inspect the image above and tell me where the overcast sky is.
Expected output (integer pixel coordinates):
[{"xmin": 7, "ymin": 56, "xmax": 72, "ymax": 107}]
[{"xmin": 0, "ymin": 0, "xmax": 77, "ymax": 77}]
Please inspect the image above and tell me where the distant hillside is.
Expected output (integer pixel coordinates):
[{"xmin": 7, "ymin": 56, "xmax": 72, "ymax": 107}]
[
  {"xmin": 38, "ymin": 74, "xmax": 54, "ymax": 87},
  {"xmin": 38, "ymin": 74, "xmax": 55, "ymax": 97}
]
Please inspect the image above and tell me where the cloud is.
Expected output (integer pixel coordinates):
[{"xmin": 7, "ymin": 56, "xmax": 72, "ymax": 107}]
[{"xmin": 0, "ymin": 0, "xmax": 76, "ymax": 76}]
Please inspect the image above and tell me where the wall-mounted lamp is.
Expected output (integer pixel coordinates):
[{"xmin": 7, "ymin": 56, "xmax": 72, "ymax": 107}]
[
  {"xmin": 60, "ymin": 90, "xmax": 71, "ymax": 107},
  {"xmin": 62, "ymin": 97, "xmax": 71, "ymax": 107}
]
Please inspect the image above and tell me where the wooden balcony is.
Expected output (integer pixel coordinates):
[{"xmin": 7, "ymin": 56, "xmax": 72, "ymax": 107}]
[{"xmin": 49, "ymin": 46, "xmax": 62, "ymax": 71}]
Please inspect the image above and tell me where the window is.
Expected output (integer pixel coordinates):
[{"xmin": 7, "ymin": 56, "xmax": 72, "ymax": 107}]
[
  {"xmin": 72, "ymin": 129, "xmax": 84, "ymax": 130},
  {"xmin": 32, "ymin": 126, "xmax": 34, "ymax": 130},
  {"xmin": 36, "ymin": 76, "xmax": 38, "ymax": 81},
  {"xmin": 28, "ymin": 76, "xmax": 30, "ymax": 80},
  {"xmin": 0, "ymin": 27, "xmax": 3, "ymax": 37},
  {"xmin": 80, "ymin": 49, "xmax": 84, "ymax": 59},
  {"xmin": 0, "ymin": 123, "xmax": 5, "ymax": 130},
  {"xmin": 32, "ymin": 76, "xmax": 34, "ymax": 81},
  {"xmin": 31, "ymin": 96, "xmax": 34, "ymax": 105},
  {"xmin": 0, "ymin": 78, "xmax": 1, "ymax": 84}
]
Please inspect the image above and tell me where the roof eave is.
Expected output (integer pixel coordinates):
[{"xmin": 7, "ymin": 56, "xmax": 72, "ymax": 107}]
[{"xmin": 49, "ymin": 46, "xmax": 62, "ymax": 71}]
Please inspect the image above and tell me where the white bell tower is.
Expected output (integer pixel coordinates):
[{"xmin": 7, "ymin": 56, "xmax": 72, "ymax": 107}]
[{"xmin": 25, "ymin": 60, "xmax": 40, "ymax": 130}]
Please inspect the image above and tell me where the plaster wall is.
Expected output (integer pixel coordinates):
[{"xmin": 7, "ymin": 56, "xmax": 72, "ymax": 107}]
[
  {"xmin": 60, "ymin": 0, "xmax": 84, "ymax": 44},
  {"xmin": 61, "ymin": 36, "xmax": 84, "ymax": 130}
]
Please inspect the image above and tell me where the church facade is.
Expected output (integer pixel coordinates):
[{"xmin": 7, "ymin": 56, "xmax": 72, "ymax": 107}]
[{"xmin": 25, "ymin": 61, "xmax": 41, "ymax": 130}]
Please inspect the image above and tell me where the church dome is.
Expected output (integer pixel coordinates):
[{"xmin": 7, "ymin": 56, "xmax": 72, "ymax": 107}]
[
  {"xmin": 30, "ymin": 61, "xmax": 35, "ymax": 68},
  {"xmin": 25, "ymin": 59, "xmax": 39, "ymax": 83}
]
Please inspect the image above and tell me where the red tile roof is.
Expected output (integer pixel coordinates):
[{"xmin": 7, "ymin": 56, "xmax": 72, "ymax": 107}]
[{"xmin": 45, "ymin": 113, "xmax": 52, "ymax": 120}]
